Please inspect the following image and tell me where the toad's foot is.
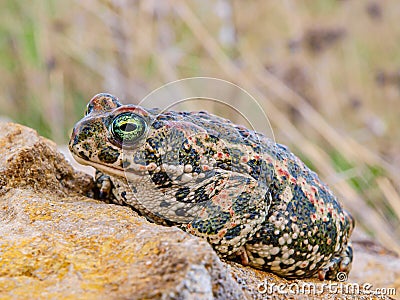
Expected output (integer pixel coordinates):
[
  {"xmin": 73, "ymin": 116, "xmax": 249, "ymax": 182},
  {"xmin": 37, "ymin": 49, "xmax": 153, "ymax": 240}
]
[
  {"xmin": 318, "ymin": 242, "xmax": 353, "ymax": 281},
  {"xmin": 95, "ymin": 170, "xmax": 114, "ymax": 202}
]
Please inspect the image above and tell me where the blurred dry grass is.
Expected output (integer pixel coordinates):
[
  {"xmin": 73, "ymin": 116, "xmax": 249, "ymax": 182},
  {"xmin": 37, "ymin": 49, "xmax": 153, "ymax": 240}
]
[{"xmin": 0, "ymin": 0, "xmax": 399, "ymax": 252}]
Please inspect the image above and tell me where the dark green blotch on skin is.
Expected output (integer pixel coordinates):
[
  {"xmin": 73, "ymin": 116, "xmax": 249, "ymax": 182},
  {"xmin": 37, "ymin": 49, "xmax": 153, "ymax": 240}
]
[
  {"xmin": 150, "ymin": 171, "xmax": 171, "ymax": 187},
  {"xmin": 145, "ymin": 149, "xmax": 163, "ymax": 166},
  {"xmin": 206, "ymin": 135, "xmax": 219, "ymax": 144},
  {"xmin": 78, "ymin": 151, "xmax": 89, "ymax": 161},
  {"xmin": 147, "ymin": 137, "xmax": 161, "ymax": 149},
  {"xmin": 82, "ymin": 142, "xmax": 91, "ymax": 151},
  {"xmin": 98, "ymin": 146, "xmax": 120, "ymax": 163},
  {"xmin": 160, "ymin": 201, "xmax": 170, "ymax": 207},
  {"xmin": 179, "ymin": 148, "xmax": 200, "ymax": 166},
  {"xmin": 224, "ymin": 225, "xmax": 242, "ymax": 240},
  {"xmin": 175, "ymin": 207, "xmax": 187, "ymax": 216},
  {"xmin": 151, "ymin": 120, "xmax": 164, "ymax": 129},
  {"xmin": 247, "ymin": 158, "xmax": 262, "ymax": 180},
  {"xmin": 191, "ymin": 212, "xmax": 230, "ymax": 234},
  {"xmin": 175, "ymin": 187, "xmax": 191, "ymax": 203},
  {"xmin": 81, "ymin": 125, "xmax": 95, "ymax": 137},
  {"xmin": 231, "ymin": 186, "xmax": 256, "ymax": 214},
  {"xmin": 74, "ymin": 122, "xmax": 104, "ymax": 146},
  {"xmin": 189, "ymin": 184, "xmax": 212, "ymax": 203}
]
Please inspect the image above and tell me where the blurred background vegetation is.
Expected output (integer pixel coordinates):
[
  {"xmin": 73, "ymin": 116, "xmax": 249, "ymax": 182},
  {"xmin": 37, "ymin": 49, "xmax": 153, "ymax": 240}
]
[{"xmin": 0, "ymin": 0, "xmax": 399, "ymax": 252}]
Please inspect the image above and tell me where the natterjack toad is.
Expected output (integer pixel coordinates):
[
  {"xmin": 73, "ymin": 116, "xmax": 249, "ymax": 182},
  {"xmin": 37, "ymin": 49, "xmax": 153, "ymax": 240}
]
[{"xmin": 69, "ymin": 93, "xmax": 354, "ymax": 280}]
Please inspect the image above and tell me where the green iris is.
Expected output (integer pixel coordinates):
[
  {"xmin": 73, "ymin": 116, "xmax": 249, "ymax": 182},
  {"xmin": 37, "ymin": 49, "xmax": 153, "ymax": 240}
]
[{"xmin": 110, "ymin": 112, "xmax": 147, "ymax": 146}]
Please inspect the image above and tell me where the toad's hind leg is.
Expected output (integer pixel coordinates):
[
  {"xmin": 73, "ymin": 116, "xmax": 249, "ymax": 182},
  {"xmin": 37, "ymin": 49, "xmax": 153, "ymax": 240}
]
[
  {"xmin": 183, "ymin": 172, "xmax": 271, "ymax": 258},
  {"xmin": 318, "ymin": 242, "xmax": 353, "ymax": 281},
  {"xmin": 318, "ymin": 209, "xmax": 354, "ymax": 281}
]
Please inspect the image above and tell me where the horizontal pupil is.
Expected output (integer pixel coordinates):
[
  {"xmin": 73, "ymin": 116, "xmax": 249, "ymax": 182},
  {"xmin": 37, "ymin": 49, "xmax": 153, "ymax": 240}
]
[
  {"xmin": 120, "ymin": 122, "xmax": 138, "ymax": 132},
  {"xmin": 110, "ymin": 113, "xmax": 146, "ymax": 146}
]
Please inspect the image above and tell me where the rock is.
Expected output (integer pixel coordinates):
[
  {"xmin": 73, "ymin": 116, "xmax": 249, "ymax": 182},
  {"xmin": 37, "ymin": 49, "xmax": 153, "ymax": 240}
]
[
  {"xmin": 0, "ymin": 122, "xmax": 397, "ymax": 299},
  {"xmin": 0, "ymin": 123, "xmax": 94, "ymax": 196},
  {"xmin": 0, "ymin": 188, "xmax": 245, "ymax": 299},
  {"xmin": 350, "ymin": 231, "xmax": 400, "ymax": 297}
]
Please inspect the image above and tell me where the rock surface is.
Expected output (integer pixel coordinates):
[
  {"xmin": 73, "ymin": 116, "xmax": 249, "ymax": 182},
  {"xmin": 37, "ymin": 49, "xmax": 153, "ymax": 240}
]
[{"xmin": 0, "ymin": 123, "xmax": 398, "ymax": 299}]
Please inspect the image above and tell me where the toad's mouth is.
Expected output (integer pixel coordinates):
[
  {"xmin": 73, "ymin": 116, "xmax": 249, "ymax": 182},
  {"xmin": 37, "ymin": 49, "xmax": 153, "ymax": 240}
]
[{"xmin": 71, "ymin": 153, "xmax": 127, "ymax": 178}]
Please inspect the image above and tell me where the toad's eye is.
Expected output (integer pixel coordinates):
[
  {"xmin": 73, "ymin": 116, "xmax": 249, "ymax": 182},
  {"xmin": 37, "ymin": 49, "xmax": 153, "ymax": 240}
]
[{"xmin": 110, "ymin": 112, "xmax": 147, "ymax": 146}]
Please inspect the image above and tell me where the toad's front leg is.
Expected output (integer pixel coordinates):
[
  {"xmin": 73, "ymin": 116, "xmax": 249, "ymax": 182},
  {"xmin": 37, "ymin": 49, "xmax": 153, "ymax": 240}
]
[{"xmin": 95, "ymin": 170, "xmax": 114, "ymax": 202}]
